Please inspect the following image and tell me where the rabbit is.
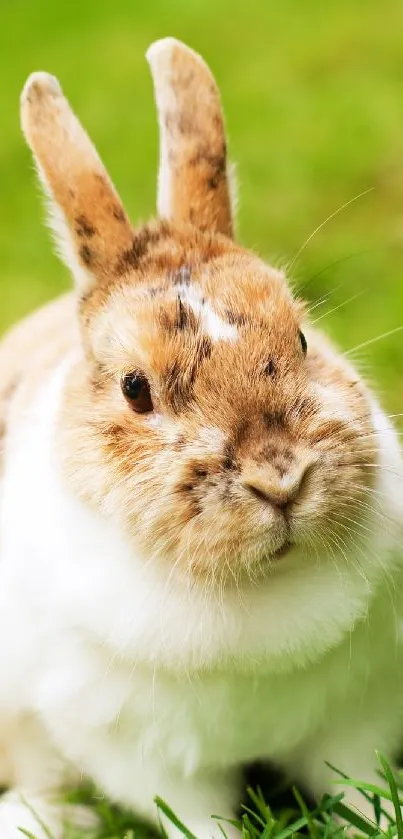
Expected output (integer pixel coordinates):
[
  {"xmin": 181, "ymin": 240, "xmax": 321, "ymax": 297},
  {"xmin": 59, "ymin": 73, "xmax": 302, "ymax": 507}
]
[{"xmin": 0, "ymin": 34, "xmax": 402, "ymax": 839}]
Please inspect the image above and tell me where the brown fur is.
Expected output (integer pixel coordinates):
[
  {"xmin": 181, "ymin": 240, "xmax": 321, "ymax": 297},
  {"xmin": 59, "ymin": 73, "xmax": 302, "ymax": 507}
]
[
  {"xmin": 21, "ymin": 75, "xmax": 134, "ymax": 291},
  {"xmin": 147, "ymin": 39, "xmax": 234, "ymax": 236},
  {"xmin": 53, "ymin": 225, "xmax": 376, "ymax": 580}
]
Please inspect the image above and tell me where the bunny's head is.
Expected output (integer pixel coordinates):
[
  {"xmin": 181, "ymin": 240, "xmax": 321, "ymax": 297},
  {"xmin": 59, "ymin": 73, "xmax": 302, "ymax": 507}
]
[{"xmin": 21, "ymin": 39, "xmax": 378, "ymax": 585}]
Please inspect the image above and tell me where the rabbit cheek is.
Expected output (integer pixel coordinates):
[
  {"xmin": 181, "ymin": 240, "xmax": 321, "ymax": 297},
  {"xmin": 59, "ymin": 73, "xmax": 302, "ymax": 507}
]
[
  {"xmin": 175, "ymin": 460, "xmax": 214, "ymax": 521},
  {"xmin": 176, "ymin": 481, "xmax": 203, "ymax": 523}
]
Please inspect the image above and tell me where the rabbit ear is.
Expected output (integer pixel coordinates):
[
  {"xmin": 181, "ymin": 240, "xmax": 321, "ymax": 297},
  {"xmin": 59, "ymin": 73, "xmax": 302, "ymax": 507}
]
[
  {"xmin": 147, "ymin": 38, "xmax": 234, "ymax": 238},
  {"xmin": 21, "ymin": 73, "xmax": 134, "ymax": 294}
]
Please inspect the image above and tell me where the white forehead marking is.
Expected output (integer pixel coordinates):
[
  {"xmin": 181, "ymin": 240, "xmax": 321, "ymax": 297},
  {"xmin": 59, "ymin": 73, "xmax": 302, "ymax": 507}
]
[
  {"xmin": 203, "ymin": 305, "xmax": 237, "ymax": 342},
  {"xmin": 178, "ymin": 283, "xmax": 238, "ymax": 343},
  {"xmin": 98, "ymin": 280, "xmax": 237, "ymax": 362}
]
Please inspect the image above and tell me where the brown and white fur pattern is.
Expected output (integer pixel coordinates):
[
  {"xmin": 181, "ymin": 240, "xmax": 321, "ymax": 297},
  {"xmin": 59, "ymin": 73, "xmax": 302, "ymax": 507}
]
[{"xmin": 0, "ymin": 37, "xmax": 402, "ymax": 838}]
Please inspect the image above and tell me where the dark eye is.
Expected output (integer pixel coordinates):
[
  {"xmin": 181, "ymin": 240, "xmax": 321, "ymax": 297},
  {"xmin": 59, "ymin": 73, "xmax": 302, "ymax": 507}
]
[
  {"xmin": 121, "ymin": 373, "xmax": 153, "ymax": 414},
  {"xmin": 299, "ymin": 330, "xmax": 307, "ymax": 355}
]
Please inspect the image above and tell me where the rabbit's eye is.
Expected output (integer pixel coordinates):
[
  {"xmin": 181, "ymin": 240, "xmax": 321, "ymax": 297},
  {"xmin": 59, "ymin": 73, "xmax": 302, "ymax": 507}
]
[
  {"xmin": 121, "ymin": 373, "xmax": 153, "ymax": 414},
  {"xmin": 299, "ymin": 330, "xmax": 307, "ymax": 355}
]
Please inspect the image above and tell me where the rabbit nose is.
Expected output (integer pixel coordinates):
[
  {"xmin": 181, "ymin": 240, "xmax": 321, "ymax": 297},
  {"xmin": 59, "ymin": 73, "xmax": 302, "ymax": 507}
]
[{"xmin": 242, "ymin": 463, "xmax": 310, "ymax": 511}]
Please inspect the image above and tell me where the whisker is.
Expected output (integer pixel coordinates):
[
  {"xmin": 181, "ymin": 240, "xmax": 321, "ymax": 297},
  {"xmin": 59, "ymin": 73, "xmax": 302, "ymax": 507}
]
[
  {"xmin": 356, "ymin": 463, "xmax": 403, "ymax": 477},
  {"xmin": 298, "ymin": 246, "xmax": 382, "ymax": 293},
  {"xmin": 344, "ymin": 325, "xmax": 403, "ymax": 356},
  {"xmin": 288, "ymin": 187, "xmax": 374, "ymax": 271},
  {"xmin": 311, "ymin": 291, "xmax": 364, "ymax": 324},
  {"xmin": 305, "ymin": 284, "xmax": 345, "ymax": 313}
]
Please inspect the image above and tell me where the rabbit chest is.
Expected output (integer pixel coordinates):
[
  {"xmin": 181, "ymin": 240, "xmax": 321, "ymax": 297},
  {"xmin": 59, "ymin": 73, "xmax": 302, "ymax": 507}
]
[{"xmin": 1, "ymin": 358, "xmax": 402, "ymax": 791}]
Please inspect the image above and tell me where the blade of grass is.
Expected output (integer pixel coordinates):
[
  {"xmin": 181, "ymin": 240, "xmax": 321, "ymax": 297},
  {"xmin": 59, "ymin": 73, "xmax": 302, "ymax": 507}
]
[
  {"xmin": 271, "ymin": 813, "xmax": 311, "ymax": 839},
  {"xmin": 327, "ymin": 761, "xmax": 395, "ymax": 824},
  {"xmin": 155, "ymin": 797, "xmax": 199, "ymax": 839},
  {"xmin": 293, "ymin": 786, "xmax": 320, "ymax": 839},
  {"xmin": 239, "ymin": 804, "xmax": 267, "ymax": 830},
  {"xmin": 377, "ymin": 753, "xmax": 403, "ymax": 839},
  {"xmin": 247, "ymin": 787, "xmax": 274, "ymax": 823},
  {"xmin": 217, "ymin": 823, "xmax": 233, "ymax": 839},
  {"xmin": 275, "ymin": 793, "xmax": 345, "ymax": 839},
  {"xmin": 374, "ymin": 796, "xmax": 381, "ymax": 829},
  {"xmin": 272, "ymin": 809, "xmax": 300, "ymax": 835},
  {"xmin": 333, "ymin": 802, "xmax": 378, "ymax": 836},
  {"xmin": 326, "ymin": 763, "xmax": 376, "ymax": 805},
  {"xmin": 333, "ymin": 779, "xmax": 394, "ymax": 803},
  {"xmin": 241, "ymin": 813, "xmax": 262, "ymax": 839},
  {"xmin": 19, "ymin": 796, "xmax": 56, "ymax": 839},
  {"xmin": 321, "ymin": 811, "xmax": 348, "ymax": 839}
]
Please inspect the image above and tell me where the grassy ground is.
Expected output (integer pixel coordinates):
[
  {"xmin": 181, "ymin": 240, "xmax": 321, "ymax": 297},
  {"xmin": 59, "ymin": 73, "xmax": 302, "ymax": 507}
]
[
  {"xmin": 2, "ymin": 1, "xmax": 403, "ymax": 837},
  {"xmin": 21, "ymin": 760, "xmax": 403, "ymax": 839}
]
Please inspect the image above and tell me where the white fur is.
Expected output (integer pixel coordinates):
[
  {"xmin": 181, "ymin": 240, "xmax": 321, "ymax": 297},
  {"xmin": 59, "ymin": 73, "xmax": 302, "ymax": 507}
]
[
  {"xmin": 179, "ymin": 283, "xmax": 238, "ymax": 342},
  {"xmin": 45, "ymin": 189, "xmax": 95, "ymax": 292},
  {"xmin": 25, "ymin": 148, "xmax": 94, "ymax": 292},
  {"xmin": 95, "ymin": 281, "xmax": 238, "ymax": 367},
  {"xmin": 0, "ymin": 359, "xmax": 403, "ymax": 837},
  {"xmin": 146, "ymin": 40, "xmax": 177, "ymax": 220},
  {"xmin": 147, "ymin": 38, "xmax": 235, "ymax": 242}
]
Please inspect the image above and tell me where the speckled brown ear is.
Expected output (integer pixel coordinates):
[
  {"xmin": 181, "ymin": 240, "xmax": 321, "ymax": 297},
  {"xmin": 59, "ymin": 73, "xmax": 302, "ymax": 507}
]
[
  {"xmin": 147, "ymin": 38, "xmax": 234, "ymax": 239},
  {"xmin": 20, "ymin": 72, "xmax": 134, "ymax": 293}
]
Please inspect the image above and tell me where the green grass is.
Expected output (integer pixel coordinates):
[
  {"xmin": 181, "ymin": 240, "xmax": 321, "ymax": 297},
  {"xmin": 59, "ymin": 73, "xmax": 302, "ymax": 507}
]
[
  {"xmin": 2, "ymin": 1, "xmax": 403, "ymax": 837},
  {"xmin": 18, "ymin": 756, "xmax": 403, "ymax": 839}
]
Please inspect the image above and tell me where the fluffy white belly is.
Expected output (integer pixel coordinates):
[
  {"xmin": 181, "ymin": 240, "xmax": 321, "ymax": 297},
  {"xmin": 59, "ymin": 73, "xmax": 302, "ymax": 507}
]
[
  {"xmin": 0, "ymin": 360, "xmax": 402, "ymax": 804},
  {"xmin": 15, "ymin": 607, "xmax": 398, "ymax": 806}
]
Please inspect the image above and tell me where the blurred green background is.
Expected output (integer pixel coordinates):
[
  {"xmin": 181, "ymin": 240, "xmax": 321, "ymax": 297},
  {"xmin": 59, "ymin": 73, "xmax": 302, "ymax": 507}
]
[{"xmin": 1, "ymin": 0, "xmax": 402, "ymax": 413}]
